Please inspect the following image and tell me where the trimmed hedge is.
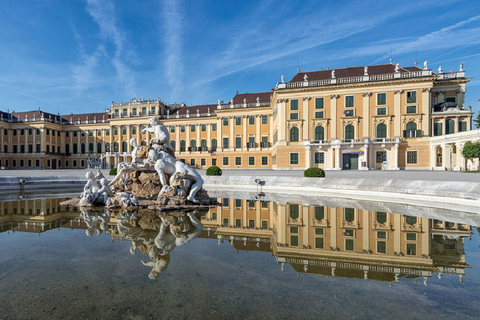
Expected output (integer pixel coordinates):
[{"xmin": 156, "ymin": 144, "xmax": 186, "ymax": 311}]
[
  {"xmin": 109, "ymin": 168, "xmax": 117, "ymax": 176},
  {"xmin": 304, "ymin": 167, "xmax": 325, "ymax": 178},
  {"xmin": 206, "ymin": 165, "xmax": 222, "ymax": 176}
]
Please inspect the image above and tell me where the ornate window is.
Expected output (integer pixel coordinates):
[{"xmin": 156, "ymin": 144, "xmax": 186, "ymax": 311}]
[
  {"xmin": 289, "ymin": 127, "xmax": 299, "ymax": 142},
  {"xmin": 315, "ymin": 126, "xmax": 324, "ymax": 140}
]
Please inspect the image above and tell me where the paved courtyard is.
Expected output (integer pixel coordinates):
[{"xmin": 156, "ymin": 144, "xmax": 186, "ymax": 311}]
[{"xmin": 0, "ymin": 168, "xmax": 478, "ymax": 182}]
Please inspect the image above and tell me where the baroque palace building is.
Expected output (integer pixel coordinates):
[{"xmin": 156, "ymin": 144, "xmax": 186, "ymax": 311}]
[{"xmin": 0, "ymin": 62, "xmax": 478, "ymax": 171}]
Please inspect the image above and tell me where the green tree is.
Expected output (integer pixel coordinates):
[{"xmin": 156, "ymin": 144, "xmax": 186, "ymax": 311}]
[
  {"xmin": 474, "ymin": 112, "xmax": 480, "ymax": 129},
  {"xmin": 462, "ymin": 142, "xmax": 480, "ymax": 166}
]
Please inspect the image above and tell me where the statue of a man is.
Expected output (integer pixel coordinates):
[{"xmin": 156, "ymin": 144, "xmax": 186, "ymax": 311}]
[{"xmin": 152, "ymin": 150, "xmax": 204, "ymax": 203}]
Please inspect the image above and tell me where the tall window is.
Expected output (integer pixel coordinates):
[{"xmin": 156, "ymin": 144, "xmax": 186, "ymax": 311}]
[
  {"xmin": 434, "ymin": 123, "xmax": 443, "ymax": 136},
  {"xmin": 345, "ymin": 96, "xmax": 354, "ymax": 107},
  {"xmin": 180, "ymin": 140, "xmax": 186, "ymax": 152},
  {"xmin": 170, "ymin": 140, "xmax": 176, "ymax": 151},
  {"xmin": 223, "ymin": 118, "xmax": 229, "ymax": 126},
  {"xmin": 249, "ymin": 115, "xmax": 255, "ymax": 125},
  {"xmin": 289, "ymin": 204, "xmax": 299, "ymax": 219},
  {"xmin": 97, "ymin": 143, "xmax": 102, "ymax": 153},
  {"xmin": 314, "ymin": 126, "xmax": 324, "ymax": 140},
  {"xmin": 190, "ymin": 125, "xmax": 196, "ymax": 132},
  {"xmin": 290, "ymin": 153, "xmax": 299, "ymax": 165},
  {"xmin": 235, "ymin": 137, "xmax": 242, "ymax": 148},
  {"xmin": 344, "ymin": 208, "xmax": 354, "ymax": 222},
  {"xmin": 81, "ymin": 143, "xmax": 86, "ymax": 154},
  {"xmin": 122, "ymin": 141, "xmax": 127, "ymax": 152},
  {"xmin": 89, "ymin": 143, "xmax": 94, "ymax": 153},
  {"xmin": 344, "ymin": 124, "xmax": 354, "ymax": 140},
  {"xmin": 223, "ymin": 137, "xmax": 229, "ymax": 149},
  {"xmin": 405, "ymin": 121, "xmax": 417, "ymax": 138},
  {"xmin": 406, "ymin": 91, "xmax": 416, "ymax": 103},
  {"xmin": 290, "ymin": 99, "xmax": 299, "ymax": 110},
  {"xmin": 211, "ymin": 138, "xmax": 217, "ymax": 150},
  {"xmin": 315, "ymin": 98, "xmax": 324, "ymax": 109},
  {"xmin": 315, "ymin": 206, "xmax": 324, "ymax": 221},
  {"xmin": 290, "ymin": 127, "xmax": 299, "ymax": 142},
  {"xmin": 376, "ymin": 123, "xmax": 387, "ymax": 138},
  {"xmin": 190, "ymin": 139, "xmax": 197, "ymax": 151},
  {"xmin": 377, "ymin": 93, "xmax": 386, "ymax": 105},
  {"xmin": 201, "ymin": 139, "xmax": 207, "ymax": 150},
  {"xmin": 376, "ymin": 212, "xmax": 387, "ymax": 224},
  {"xmin": 446, "ymin": 119, "xmax": 455, "ymax": 134},
  {"xmin": 131, "ymin": 126, "xmax": 136, "ymax": 134},
  {"xmin": 113, "ymin": 142, "xmax": 119, "ymax": 152},
  {"xmin": 236, "ymin": 117, "xmax": 241, "ymax": 125}
]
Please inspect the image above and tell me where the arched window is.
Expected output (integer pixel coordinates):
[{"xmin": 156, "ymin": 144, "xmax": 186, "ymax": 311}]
[
  {"xmin": 376, "ymin": 212, "xmax": 387, "ymax": 224},
  {"xmin": 345, "ymin": 124, "xmax": 354, "ymax": 140},
  {"xmin": 97, "ymin": 143, "xmax": 102, "ymax": 153},
  {"xmin": 122, "ymin": 141, "xmax": 128, "ymax": 152},
  {"xmin": 113, "ymin": 142, "xmax": 119, "ymax": 152},
  {"xmin": 315, "ymin": 206, "xmax": 324, "ymax": 221},
  {"xmin": 345, "ymin": 208, "xmax": 355, "ymax": 222},
  {"xmin": 105, "ymin": 142, "xmax": 110, "ymax": 152},
  {"xmin": 81, "ymin": 143, "xmax": 86, "ymax": 154},
  {"xmin": 73, "ymin": 143, "xmax": 78, "ymax": 154},
  {"xmin": 89, "ymin": 143, "xmax": 94, "ymax": 153},
  {"xmin": 290, "ymin": 205, "xmax": 299, "ymax": 219},
  {"xmin": 190, "ymin": 139, "xmax": 197, "ymax": 151},
  {"xmin": 180, "ymin": 140, "xmax": 186, "ymax": 152},
  {"xmin": 170, "ymin": 140, "xmax": 176, "ymax": 151},
  {"xmin": 405, "ymin": 216, "xmax": 417, "ymax": 225},
  {"xmin": 406, "ymin": 121, "xmax": 417, "ymax": 131},
  {"xmin": 66, "ymin": 144, "xmax": 70, "ymax": 155},
  {"xmin": 446, "ymin": 119, "xmax": 455, "ymax": 134},
  {"xmin": 201, "ymin": 139, "xmax": 207, "ymax": 149},
  {"xmin": 211, "ymin": 138, "xmax": 217, "ymax": 149},
  {"xmin": 376, "ymin": 123, "xmax": 387, "ymax": 138},
  {"xmin": 315, "ymin": 126, "xmax": 324, "ymax": 141},
  {"xmin": 289, "ymin": 127, "xmax": 299, "ymax": 142}
]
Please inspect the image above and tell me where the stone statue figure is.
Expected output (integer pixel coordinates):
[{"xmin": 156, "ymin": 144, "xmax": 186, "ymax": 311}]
[
  {"xmin": 438, "ymin": 66, "xmax": 443, "ymax": 73},
  {"xmin": 151, "ymin": 150, "xmax": 204, "ymax": 203},
  {"xmin": 364, "ymin": 66, "xmax": 368, "ymax": 75},
  {"xmin": 141, "ymin": 117, "xmax": 171, "ymax": 148},
  {"xmin": 109, "ymin": 138, "xmax": 152, "ymax": 186},
  {"xmin": 281, "ymin": 75, "xmax": 284, "ymax": 83},
  {"xmin": 331, "ymin": 69, "xmax": 335, "ymax": 78},
  {"xmin": 423, "ymin": 60, "xmax": 428, "ymax": 70},
  {"xmin": 460, "ymin": 62, "xmax": 464, "ymax": 71},
  {"xmin": 303, "ymin": 74, "xmax": 308, "ymax": 82},
  {"xmin": 395, "ymin": 62, "xmax": 400, "ymax": 72}
]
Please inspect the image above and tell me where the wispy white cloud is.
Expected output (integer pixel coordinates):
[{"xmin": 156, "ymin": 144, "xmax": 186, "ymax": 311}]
[
  {"xmin": 85, "ymin": 0, "xmax": 136, "ymax": 96},
  {"xmin": 160, "ymin": 0, "xmax": 184, "ymax": 101}
]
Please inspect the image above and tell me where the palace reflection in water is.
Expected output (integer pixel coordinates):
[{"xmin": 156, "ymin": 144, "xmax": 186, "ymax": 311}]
[{"xmin": 0, "ymin": 196, "xmax": 473, "ymax": 284}]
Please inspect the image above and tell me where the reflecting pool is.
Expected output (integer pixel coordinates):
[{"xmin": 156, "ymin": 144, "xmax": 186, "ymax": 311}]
[{"xmin": 1, "ymin": 193, "xmax": 480, "ymax": 319}]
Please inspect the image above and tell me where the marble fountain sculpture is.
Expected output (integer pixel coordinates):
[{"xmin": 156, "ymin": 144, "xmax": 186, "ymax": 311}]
[{"xmin": 61, "ymin": 117, "xmax": 216, "ymax": 211}]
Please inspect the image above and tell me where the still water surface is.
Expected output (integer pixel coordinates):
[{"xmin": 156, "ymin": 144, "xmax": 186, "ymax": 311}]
[{"xmin": 0, "ymin": 193, "xmax": 479, "ymax": 319}]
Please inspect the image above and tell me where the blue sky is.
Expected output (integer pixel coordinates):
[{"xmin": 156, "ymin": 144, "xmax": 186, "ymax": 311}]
[{"xmin": 0, "ymin": 0, "xmax": 479, "ymax": 116}]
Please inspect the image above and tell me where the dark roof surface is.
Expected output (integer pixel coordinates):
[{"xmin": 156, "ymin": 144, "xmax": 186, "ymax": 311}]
[{"xmin": 290, "ymin": 64, "xmax": 425, "ymax": 82}]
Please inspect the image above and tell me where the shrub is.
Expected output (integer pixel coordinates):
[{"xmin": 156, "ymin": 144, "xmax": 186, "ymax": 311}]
[
  {"xmin": 206, "ymin": 165, "xmax": 222, "ymax": 176},
  {"xmin": 109, "ymin": 168, "xmax": 117, "ymax": 176},
  {"xmin": 304, "ymin": 167, "xmax": 325, "ymax": 178}
]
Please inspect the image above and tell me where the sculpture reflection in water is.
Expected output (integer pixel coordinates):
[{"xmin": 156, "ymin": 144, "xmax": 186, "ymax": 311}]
[
  {"xmin": 80, "ymin": 207, "xmax": 111, "ymax": 237},
  {"xmin": 113, "ymin": 208, "xmax": 205, "ymax": 279}
]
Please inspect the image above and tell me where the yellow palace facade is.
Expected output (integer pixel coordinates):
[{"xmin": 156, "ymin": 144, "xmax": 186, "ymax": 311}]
[{"xmin": 0, "ymin": 62, "xmax": 476, "ymax": 171}]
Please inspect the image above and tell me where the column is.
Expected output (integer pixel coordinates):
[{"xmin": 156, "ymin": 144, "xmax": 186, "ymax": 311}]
[
  {"xmin": 302, "ymin": 97, "xmax": 310, "ymax": 141},
  {"xmin": 421, "ymin": 218, "xmax": 430, "ymax": 257},
  {"xmin": 393, "ymin": 90, "xmax": 402, "ymax": 136},
  {"xmin": 330, "ymin": 95, "xmax": 338, "ymax": 139},
  {"xmin": 330, "ymin": 207, "xmax": 337, "ymax": 250},
  {"xmin": 363, "ymin": 211, "xmax": 370, "ymax": 253},
  {"xmin": 256, "ymin": 114, "xmax": 261, "ymax": 146},
  {"xmin": 229, "ymin": 116, "xmax": 234, "ymax": 149},
  {"xmin": 207, "ymin": 123, "xmax": 211, "ymax": 149},
  {"xmin": 362, "ymin": 92, "xmax": 371, "ymax": 138},
  {"xmin": 393, "ymin": 144, "xmax": 399, "ymax": 170},
  {"xmin": 41, "ymin": 127, "xmax": 46, "ymax": 152},
  {"xmin": 186, "ymin": 124, "xmax": 190, "ymax": 152},
  {"xmin": 216, "ymin": 117, "xmax": 221, "ymax": 150},
  {"xmin": 431, "ymin": 145, "xmax": 437, "ymax": 168},
  {"xmin": 393, "ymin": 214, "xmax": 401, "ymax": 254},
  {"xmin": 335, "ymin": 146, "xmax": 341, "ymax": 169},
  {"xmin": 305, "ymin": 144, "xmax": 311, "ymax": 168},
  {"xmin": 196, "ymin": 124, "xmax": 200, "ymax": 150},
  {"xmin": 302, "ymin": 205, "xmax": 309, "ymax": 247},
  {"xmin": 422, "ymin": 88, "xmax": 432, "ymax": 136},
  {"xmin": 329, "ymin": 146, "xmax": 334, "ymax": 170},
  {"xmin": 457, "ymin": 89, "xmax": 465, "ymax": 108},
  {"xmin": 242, "ymin": 116, "xmax": 247, "ymax": 150},
  {"xmin": 277, "ymin": 99, "xmax": 287, "ymax": 143}
]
